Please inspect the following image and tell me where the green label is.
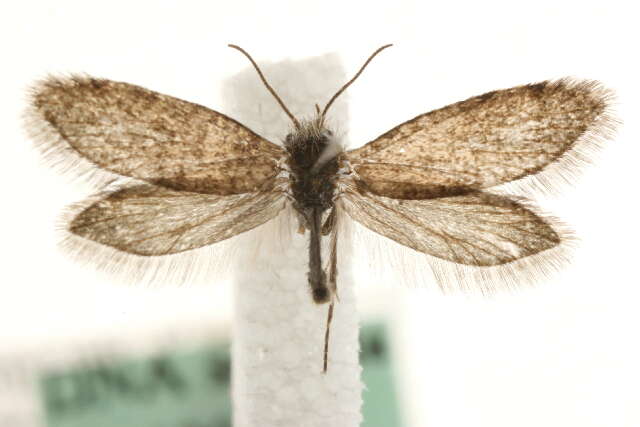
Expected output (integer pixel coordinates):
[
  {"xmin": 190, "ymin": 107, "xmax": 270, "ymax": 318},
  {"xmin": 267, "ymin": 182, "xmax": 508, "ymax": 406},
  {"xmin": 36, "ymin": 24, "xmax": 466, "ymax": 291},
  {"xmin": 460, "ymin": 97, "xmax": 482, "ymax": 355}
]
[
  {"xmin": 360, "ymin": 322, "xmax": 404, "ymax": 427},
  {"xmin": 39, "ymin": 322, "xmax": 403, "ymax": 427},
  {"xmin": 39, "ymin": 345, "xmax": 231, "ymax": 427}
]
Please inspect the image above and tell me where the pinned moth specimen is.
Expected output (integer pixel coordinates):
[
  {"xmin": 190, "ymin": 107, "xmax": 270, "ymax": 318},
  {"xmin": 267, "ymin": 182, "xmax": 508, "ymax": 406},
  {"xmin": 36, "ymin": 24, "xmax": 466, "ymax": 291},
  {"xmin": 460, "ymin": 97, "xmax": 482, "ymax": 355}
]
[{"xmin": 25, "ymin": 44, "xmax": 615, "ymax": 372}]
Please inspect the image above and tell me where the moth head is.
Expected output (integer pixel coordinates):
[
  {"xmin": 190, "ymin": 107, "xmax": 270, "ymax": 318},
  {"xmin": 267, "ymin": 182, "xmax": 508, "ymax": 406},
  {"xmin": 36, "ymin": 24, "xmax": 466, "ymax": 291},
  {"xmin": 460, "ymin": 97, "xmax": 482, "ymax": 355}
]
[{"xmin": 283, "ymin": 115, "xmax": 333, "ymax": 150}]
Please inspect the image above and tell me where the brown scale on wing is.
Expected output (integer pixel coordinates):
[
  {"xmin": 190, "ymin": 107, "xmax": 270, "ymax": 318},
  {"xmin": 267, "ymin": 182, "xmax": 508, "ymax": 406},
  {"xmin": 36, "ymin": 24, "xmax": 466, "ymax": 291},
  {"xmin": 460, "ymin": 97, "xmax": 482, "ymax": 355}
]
[
  {"xmin": 70, "ymin": 185, "xmax": 286, "ymax": 256},
  {"xmin": 341, "ymin": 187, "xmax": 560, "ymax": 267},
  {"xmin": 345, "ymin": 79, "xmax": 613, "ymax": 199},
  {"xmin": 30, "ymin": 75, "xmax": 286, "ymax": 195}
]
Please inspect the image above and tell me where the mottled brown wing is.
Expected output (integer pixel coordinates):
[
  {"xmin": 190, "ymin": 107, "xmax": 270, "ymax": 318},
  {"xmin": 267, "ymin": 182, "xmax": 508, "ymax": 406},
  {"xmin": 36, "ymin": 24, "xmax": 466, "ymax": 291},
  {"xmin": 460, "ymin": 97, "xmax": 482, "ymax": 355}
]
[
  {"xmin": 29, "ymin": 75, "xmax": 286, "ymax": 195},
  {"xmin": 340, "ymin": 187, "xmax": 559, "ymax": 266},
  {"xmin": 70, "ymin": 185, "xmax": 286, "ymax": 256},
  {"xmin": 344, "ymin": 79, "xmax": 612, "ymax": 199}
]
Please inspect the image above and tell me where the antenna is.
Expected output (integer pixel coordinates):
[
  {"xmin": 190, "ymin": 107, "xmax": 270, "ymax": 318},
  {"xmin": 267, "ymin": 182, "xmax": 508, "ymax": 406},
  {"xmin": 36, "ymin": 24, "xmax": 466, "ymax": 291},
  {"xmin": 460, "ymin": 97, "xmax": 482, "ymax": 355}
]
[
  {"xmin": 228, "ymin": 44, "xmax": 301, "ymax": 129},
  {"xmin": 321, "ymin": 44, "xmax": 393, "ymax": 123}
]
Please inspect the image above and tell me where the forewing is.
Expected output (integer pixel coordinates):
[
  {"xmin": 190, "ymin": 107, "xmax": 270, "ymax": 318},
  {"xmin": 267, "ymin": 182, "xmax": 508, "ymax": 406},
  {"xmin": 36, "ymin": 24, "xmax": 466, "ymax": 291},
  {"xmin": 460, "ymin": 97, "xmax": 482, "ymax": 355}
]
[
  {"xmin": 70, "ymin": 185, "xmax": 286, "ymax": 256},
  {"xmin": 28, "ymin": 75, "xmax": 286, "ymax": 194},
  {"xmin": 345, "ymin": 79, "xmax": 613, "ymax": 198},
  {"xmin": 341, "ymin": 188, "xmax": 559, "ymax": 266}
]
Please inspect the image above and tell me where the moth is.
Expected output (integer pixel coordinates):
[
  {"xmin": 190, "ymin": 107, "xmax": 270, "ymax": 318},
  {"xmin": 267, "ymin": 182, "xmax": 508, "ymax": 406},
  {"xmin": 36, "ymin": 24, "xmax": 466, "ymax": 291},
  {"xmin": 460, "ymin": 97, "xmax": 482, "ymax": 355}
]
[{"xmin": 26, "ymin": 44, "xmax": 615, "ymax": 372}]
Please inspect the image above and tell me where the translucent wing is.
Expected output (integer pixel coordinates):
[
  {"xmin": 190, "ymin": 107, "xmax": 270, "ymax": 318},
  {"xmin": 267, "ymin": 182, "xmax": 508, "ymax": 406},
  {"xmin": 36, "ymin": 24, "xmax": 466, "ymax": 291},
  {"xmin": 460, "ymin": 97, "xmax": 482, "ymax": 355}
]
[
  {"xmin": 70, "ymin": 185, "xmax": 286, "ymax": 256},
  {"xmin": 27, "ymin": 75, "xmax": 286, "ymax": 194},
  {"xmin": 344, "ymin": 79, "xmax": 614, "ymax": 199},
  {"xmin": 340, "ymin": 187, "xmax": 559, "ymax": 266}
]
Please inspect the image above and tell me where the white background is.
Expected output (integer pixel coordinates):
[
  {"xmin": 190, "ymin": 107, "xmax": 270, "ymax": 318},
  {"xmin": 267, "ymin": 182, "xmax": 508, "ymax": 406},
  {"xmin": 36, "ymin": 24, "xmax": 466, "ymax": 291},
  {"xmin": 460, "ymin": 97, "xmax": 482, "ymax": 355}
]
[{"xmin": 1, "ymin": 1, "xmax": 639, "ymax": 426}]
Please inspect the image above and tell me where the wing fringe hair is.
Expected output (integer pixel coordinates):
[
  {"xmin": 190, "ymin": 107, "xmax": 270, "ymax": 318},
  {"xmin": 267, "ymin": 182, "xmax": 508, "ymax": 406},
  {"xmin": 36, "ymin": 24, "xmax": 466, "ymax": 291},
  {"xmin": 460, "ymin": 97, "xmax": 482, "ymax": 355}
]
[
  {"xmin": 24, "ymin": 74, "xmax": 129, "ymax": 190},
  {"xmin": 55, "ymin": 185, "xmax": 239, "ymax": 286},
  {"xmin": 494, "ymin": 78, "xmax": 618, "ymax": 197},
  {"xmin": 343, "ymin": 199, "xmax": 576, "ymax": 295},
  {"xmin": 429, "ymin": 200, "xmax": 577, "ymax": 294}
]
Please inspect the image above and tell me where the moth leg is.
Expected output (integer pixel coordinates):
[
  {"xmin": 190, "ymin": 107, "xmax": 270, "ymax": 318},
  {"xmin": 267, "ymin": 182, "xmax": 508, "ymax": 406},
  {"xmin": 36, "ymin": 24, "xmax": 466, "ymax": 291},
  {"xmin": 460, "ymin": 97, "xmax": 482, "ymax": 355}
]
[
  {"xmin": 322, "ymin": 213, "xmax": 339, "ymax": 373},
  {"xmin": 321, "ymin": 207, "xmax": 336, "ymax": 236},
  {"xmin": 308, "ymin": 207, "xmax": 329, "ymax": 303},
  {"xmin": 328, "ymin": 211, "xmax": 339, "ymax": 301},
  {"xmin": 295, "ymin": 209, "xmax": 307, "ymax": 234},
  {"xmin": 322, "ymin": 302, "xmax": 334, "ymax": 374}
]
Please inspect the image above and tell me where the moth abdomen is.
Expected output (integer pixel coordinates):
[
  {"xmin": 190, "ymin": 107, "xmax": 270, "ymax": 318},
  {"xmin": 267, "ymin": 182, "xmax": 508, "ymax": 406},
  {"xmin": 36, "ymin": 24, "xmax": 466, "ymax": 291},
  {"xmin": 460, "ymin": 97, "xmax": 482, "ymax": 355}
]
[{"xmin": 311, "ymin": 277, "xmax": 331, "ymax": 303}]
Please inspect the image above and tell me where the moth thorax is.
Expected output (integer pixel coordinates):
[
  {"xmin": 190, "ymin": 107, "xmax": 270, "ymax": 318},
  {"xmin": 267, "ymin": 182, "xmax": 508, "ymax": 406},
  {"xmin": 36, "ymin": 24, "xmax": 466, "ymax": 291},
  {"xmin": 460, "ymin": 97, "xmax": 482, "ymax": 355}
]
[{"xmin": 285, "ymin": 125, "xmax": 341, "ymax": 212}]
